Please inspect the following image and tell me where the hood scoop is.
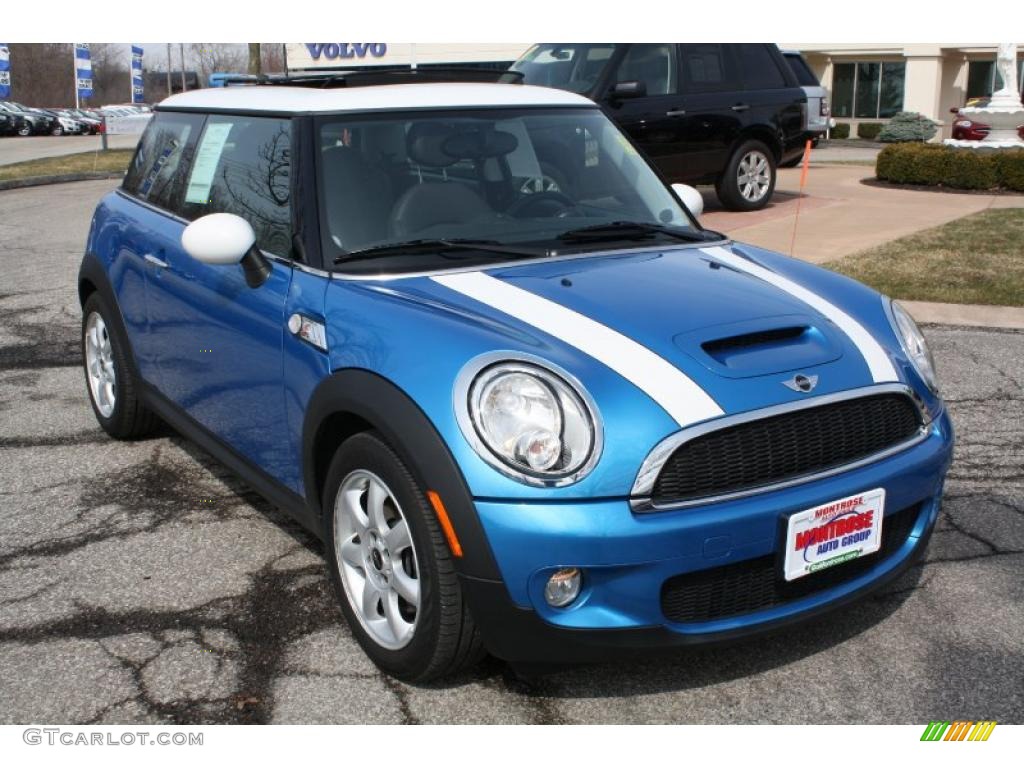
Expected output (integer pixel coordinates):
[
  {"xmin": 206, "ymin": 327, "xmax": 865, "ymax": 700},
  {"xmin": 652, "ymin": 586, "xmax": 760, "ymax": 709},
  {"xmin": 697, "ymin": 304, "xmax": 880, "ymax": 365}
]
[{"xmin": 676, "ymin": 314, "xmax": 843, "ymax": 379}]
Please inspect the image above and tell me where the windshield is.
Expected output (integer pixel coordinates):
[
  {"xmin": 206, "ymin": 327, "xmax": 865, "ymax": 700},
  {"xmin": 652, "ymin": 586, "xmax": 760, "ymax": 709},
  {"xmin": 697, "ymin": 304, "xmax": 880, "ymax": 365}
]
[
  {"xmin": 319, "ymin": 107, "xmax": 701, "ymax": 272},
  {"xmin": 512, "ymin": 44, "xmax": 617, "ymax": 94}
]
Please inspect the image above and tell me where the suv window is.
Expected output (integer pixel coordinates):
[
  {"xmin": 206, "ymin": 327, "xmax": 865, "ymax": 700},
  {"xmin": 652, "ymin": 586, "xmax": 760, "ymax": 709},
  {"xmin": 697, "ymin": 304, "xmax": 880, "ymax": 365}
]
[
  {"xmin": 611, "ymin": 44, "xmax": 677, "ymax": 96},
  {"xmin": 678, "ymin": 44, "xmax": 739, "ymax": 93},
  {"xmin": 179, "ymin": 115, "xmax": 293, "ymax": 257},
  {"xmin": 784, "ymin": 53, "xmax": 820, "ymax": 87},
  {"xmin": 123, "ymin": 112, "xmax": 203, "ymax": 211},
  {"xmin": 513, "ymin": 44, "xmax": 616, "ymax": 94},
  {"xmin": 736, "ymin": 44, "xmax": 787, "ymax": 89}
]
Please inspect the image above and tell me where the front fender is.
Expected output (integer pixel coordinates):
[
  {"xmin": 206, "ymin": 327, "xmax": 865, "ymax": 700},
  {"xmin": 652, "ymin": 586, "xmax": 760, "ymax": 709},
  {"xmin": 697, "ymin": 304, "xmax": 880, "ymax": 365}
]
[{"xmin": 302, "ymin": 369, "xmax": 502, "ymax": 581}]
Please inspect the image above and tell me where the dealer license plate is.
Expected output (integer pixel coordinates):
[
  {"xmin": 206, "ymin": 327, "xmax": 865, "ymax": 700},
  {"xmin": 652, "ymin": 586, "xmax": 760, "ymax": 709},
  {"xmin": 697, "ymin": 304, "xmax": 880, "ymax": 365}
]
[{"xmin": 783, "ymin": 488, "xmax": 886, "ymax": 582}]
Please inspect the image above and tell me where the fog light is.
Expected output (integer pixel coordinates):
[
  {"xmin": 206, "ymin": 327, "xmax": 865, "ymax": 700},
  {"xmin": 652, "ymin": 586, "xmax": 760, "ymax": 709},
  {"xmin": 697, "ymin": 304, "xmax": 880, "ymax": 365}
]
[{"xmin": 544, "ymin": 567, "xmax": 582, "ymax": 608}]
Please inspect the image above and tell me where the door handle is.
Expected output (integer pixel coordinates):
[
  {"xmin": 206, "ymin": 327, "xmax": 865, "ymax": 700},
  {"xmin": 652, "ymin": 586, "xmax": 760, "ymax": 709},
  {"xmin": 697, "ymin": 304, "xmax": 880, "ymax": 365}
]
[
  {"xmin": 731, "ymin": 103, "xmax": 750, "ymax": 112},
  {"xmin": 665, "ymin": 109, "xmax": 687, "ymax": 117},
  {"xmin": 143, "ymin": 254, "xmax": 169, "ymax": 269}
]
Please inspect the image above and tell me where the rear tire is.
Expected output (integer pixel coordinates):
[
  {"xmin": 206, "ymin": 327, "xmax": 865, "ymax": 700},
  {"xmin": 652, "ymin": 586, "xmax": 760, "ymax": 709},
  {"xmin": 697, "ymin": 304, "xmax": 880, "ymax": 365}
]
[
  {"xmin": 81, "ymin": 293, "xmax": 159, "ymax": 439},
  {"xmin": 323, "ymin": 431, "xmax": 484, "ymax": 682},
  {"xmin": 716, "ymin": 139, "xmax": 776, "ymax": 211}
]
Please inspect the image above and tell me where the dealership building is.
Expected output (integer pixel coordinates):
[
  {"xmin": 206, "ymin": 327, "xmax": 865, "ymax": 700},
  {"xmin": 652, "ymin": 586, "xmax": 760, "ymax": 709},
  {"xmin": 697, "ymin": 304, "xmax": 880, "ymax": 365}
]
[
  {"xmin": 790, "ymin": 43, "xmax": 1024, "ymax": 137},
  {"xmin": 286, "ymin": 43, "xmax": 1023, "ymax": 138}
]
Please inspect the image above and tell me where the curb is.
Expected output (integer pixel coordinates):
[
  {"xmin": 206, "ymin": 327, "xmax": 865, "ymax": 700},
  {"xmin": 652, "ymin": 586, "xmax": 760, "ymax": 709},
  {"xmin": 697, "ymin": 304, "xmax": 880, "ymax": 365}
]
[
  {"xmin": 0, "ymin": 171, "xmax": 123, "ymax": 192},
  {"xmin": 903, "ymin": 299, "xmax": 1024, "ymax": 330}
]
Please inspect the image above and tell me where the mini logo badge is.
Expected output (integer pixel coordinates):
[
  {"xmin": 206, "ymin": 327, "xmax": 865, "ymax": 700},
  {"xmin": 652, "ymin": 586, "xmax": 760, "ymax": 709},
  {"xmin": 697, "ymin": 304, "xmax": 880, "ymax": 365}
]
[{"xmin": 783, "ymin": 374, "xmax": 819, "ymax": 393}]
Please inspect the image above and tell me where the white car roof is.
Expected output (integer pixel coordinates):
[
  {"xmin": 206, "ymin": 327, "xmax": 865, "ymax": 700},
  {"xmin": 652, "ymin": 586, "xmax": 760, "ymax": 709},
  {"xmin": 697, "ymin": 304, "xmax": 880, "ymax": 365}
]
[{"xmin": 158, "ymin": 82, "xmax": 595, "ymax": 114}]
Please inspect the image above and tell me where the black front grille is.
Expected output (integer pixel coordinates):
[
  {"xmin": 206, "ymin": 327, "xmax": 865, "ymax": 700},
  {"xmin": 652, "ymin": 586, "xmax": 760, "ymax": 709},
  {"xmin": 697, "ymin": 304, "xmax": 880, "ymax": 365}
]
[
  {"xmin": 651, "ymin": 393, "xmax": 922, "ymax": 505},
  {"xmin": 661, "ymin": 503, "xmax": 921, "ymax": 623}
]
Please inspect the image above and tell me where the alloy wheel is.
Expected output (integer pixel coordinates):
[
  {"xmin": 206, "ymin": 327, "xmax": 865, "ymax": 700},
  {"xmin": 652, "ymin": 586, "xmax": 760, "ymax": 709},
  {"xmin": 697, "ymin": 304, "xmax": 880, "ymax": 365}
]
[
  {"xmin": 84, "ymin": 311, "xmax": 116, "ymax": 418},
  {"xmin": 334, "ymin": 469, "xmax": 420, "ymax": 650},
  {"xmin": 736, "ymin": 150, "xmax": 771, "ymax": 202}
]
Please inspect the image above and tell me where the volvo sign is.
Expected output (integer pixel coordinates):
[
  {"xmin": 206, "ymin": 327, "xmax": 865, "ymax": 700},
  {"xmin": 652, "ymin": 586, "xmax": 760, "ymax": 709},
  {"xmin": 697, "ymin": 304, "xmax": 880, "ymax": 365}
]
[{"xmin": 284, "ymin": 43, "xmax": 528, "ymax": 71}]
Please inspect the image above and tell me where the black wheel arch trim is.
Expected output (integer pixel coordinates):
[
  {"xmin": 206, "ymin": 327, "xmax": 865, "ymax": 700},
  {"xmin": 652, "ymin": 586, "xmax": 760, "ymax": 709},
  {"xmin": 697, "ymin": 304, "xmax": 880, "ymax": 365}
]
[
  {"xmin": 78, "ymin": 251, "xmax": 142, "ymax": 379},
  {"xmin": 303, "ymin": 368, "xmax": 503, "ymax": 581}
]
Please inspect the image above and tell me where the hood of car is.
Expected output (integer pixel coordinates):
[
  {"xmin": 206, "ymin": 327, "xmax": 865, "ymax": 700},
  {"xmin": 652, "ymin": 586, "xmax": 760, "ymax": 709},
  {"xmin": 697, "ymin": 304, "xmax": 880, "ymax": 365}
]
[
  {"xmin": 365, "ymin": 241, "xmax": 902, "ymax": 422},
  {"xmin": 327, "ymin": 239, "xmax": 911, "ymax": 500}
]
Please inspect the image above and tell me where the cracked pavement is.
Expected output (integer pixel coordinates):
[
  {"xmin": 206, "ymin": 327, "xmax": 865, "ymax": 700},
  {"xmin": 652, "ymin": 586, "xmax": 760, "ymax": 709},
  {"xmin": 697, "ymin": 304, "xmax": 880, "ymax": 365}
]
[{"xmin": 1, "ymin": 180, "xmax": 1022, "ymax": 724}]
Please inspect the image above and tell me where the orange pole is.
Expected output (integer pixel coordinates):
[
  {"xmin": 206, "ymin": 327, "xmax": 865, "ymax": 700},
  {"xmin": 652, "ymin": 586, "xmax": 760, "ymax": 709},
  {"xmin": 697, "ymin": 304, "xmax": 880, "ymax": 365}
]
[{"xmin": 788, "ymin": 139, "xmax": 813, "ymax": 257}]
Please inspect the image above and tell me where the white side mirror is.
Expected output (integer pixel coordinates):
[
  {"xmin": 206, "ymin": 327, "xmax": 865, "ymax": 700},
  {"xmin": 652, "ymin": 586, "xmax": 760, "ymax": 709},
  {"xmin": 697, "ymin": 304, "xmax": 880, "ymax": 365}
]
[
  {"xmin": 181, "ymin": 213, "xmax": 256, "ymax": 265},
  {"xmin": 672, "ymin": 183, "xmax": 704, "ymax": 219}
]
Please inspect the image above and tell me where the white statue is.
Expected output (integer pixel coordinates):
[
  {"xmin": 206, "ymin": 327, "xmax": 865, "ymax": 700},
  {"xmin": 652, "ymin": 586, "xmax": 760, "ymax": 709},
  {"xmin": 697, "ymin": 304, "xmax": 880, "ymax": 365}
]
[{"xmin": 990, "ymin": 43, "xmax": 1021, "ymax": 108}]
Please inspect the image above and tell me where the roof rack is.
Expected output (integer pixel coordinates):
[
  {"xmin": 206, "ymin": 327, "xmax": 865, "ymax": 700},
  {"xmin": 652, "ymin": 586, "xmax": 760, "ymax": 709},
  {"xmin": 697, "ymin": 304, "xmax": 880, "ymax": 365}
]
[{"xmin": 210, "ymin": 68, "xmax": 524, "ymax": 89}]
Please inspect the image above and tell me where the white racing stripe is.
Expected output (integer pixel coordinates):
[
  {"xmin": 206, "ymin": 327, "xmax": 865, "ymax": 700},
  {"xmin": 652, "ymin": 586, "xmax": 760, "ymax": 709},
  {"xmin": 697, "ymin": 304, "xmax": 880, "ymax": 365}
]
[
  {"xmin": 432, "ymin": 271, "xmax": 724, "ymax": 427},
  {"xmin": 701, "ymin": 245, "xmax": 898, "ymax": 383}
]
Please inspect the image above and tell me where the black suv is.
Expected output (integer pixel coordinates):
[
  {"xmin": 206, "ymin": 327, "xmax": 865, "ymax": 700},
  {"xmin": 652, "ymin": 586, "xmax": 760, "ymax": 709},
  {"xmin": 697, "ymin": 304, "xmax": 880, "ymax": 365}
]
[{"xmin": 514, "ymin": 44, "xmax": 807, "ymax": 211}]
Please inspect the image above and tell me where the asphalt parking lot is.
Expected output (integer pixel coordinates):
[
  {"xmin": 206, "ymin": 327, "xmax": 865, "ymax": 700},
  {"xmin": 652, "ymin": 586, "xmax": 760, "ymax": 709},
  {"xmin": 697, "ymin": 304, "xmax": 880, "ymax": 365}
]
[{"xmin": 1, "ymin": 179, "xmax": 1022, "ymax": 724}]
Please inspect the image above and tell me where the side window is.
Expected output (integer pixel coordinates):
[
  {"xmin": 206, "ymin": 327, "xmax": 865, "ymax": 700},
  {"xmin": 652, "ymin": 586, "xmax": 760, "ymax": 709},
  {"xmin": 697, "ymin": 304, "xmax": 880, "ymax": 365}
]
[
  {"xmin": 122, "ymin": 112, "xmax": 203, "ymax": 211},
  {"xmin": 180, "ymin": 116, "xmax": 292, "ymax": 256},
  {"xmin": 611, "ymin": 44, "xmax": 678, "ymax": 96},
  {"xmin": 678, "ymin": 44, "xmax": 740, "ymax": 93},
  {"xmin": 736, "ymin": 44, "xmax": 788, "ymax": 89}
]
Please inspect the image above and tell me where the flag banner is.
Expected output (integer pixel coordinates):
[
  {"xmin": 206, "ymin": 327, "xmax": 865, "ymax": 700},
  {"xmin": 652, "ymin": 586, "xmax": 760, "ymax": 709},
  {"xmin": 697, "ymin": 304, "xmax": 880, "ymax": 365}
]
[
  {"xmin": 0, "ymin": 43, "xmax": 10, "ymax": 99},
  {"xmin": 131, "ymin": 45, "xmax": 144, "ymax": 103},
  {"xmin": 74, "ymin": 43, "xmax": 92, "ymax": 100}
]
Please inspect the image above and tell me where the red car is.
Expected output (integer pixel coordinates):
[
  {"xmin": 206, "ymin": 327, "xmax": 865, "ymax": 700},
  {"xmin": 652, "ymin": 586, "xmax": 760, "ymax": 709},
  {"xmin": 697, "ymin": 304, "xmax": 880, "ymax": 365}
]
[{"xmin": 950, "ymin": 100, "xmax": 1024, "ymax": 140}]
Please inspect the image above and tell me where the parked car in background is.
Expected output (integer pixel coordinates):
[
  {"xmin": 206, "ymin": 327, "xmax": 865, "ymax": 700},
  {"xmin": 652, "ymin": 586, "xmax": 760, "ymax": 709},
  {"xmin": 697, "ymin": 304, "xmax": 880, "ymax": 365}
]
[
  {"xmin": 513, "ymin": 43, "xmax": 807, "ymax": 210},
  {"xmin": 779, "ymin": 50, "xmax": 829, "ymax": 165},
  {"xmin": 0, "ymin": 101, "xmax": 58, "ymax": 135},
  {"xmin": 950, "ymin": 99, "xmax": 1024, "ymax": 141},
  {"xmin": 45, "ymin": 109, "xmax": 85, "ymax": 136},
  {"xmin": 0, "ymin": 109, "xmax": 30, "ymax": 137},
  {"xmin": 53, "ymin": 109, "xmax": 98, "ymax": 135}
]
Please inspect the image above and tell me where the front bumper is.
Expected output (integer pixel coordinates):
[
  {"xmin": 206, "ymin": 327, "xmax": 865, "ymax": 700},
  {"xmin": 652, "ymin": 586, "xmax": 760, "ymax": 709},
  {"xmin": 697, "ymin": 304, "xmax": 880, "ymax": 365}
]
[{"xmin": 463, "ymin": 409, "xmax": 953, "ymax": 663}]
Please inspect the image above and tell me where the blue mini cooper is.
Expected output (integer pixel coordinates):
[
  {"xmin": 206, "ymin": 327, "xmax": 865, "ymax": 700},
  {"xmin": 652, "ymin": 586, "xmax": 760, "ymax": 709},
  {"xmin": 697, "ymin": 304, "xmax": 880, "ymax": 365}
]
[{"xmin": 80, "ymin": 72, "xmax": 954, "ymax": 681}]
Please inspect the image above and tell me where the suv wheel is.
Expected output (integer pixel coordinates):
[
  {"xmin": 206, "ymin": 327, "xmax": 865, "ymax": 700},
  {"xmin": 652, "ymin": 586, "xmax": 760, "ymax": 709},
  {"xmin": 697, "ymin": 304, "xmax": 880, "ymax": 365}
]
[
  {"xmin": 82, "ymin": 293, "xmax": 158, "ymax": 439},
  {"xmin": 716, "ymin": 140, "xmax": 776, "ymax": 211},
  {"xmin": 324, "ymin": 432, "xmax": 484, "ymax": 682}
]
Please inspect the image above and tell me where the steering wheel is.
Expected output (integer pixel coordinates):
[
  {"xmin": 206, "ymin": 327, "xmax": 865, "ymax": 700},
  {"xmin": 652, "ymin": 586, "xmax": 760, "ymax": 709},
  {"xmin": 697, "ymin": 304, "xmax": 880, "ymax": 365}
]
[{"xmin": 505, "ymin": 191, "xmax": 577, "ymax": 219}]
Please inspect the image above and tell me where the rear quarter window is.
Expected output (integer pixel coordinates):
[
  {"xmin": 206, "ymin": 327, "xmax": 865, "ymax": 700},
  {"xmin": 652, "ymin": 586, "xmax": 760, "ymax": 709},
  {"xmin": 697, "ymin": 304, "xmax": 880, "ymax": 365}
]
[
  {"xmin": 785, "ymin": 54, "xmax": 821, "ymax": 87},
  {"xmin": 736, "ymin": 44, "xmax": 788, "ymax": 90},
  {"xmin": 122, "ymin": 112, "xmax": 204, "ymax": 211}
]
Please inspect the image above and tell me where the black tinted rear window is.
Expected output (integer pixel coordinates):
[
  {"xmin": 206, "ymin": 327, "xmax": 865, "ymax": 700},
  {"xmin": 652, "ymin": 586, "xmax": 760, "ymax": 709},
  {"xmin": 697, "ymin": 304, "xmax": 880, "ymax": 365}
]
[
  {"xmin": 785, "ymin": 53, "xmax": 820, "ymax": 87},
  {"xmin": 736, "ymin": 44, "xmax": 787, "ymax": 89}
]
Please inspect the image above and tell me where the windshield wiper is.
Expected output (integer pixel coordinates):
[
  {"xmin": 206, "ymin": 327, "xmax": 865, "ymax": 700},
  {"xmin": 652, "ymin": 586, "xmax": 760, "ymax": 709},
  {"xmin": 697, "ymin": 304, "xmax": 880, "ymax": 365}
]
[
  {"xmin": 334, "ymin": 238, "xmax": 547, "ymax": 265},
  {"xmin": 556, "ymin": 221, "xmax": 717, "ymax": 244}
]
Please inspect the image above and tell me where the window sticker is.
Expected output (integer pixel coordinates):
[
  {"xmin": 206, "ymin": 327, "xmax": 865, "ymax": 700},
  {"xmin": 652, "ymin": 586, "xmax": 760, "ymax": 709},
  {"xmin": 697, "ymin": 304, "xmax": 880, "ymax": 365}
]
[{"xmin": 185, "ymin": 122, "xmax": 233, "ymax": 204}]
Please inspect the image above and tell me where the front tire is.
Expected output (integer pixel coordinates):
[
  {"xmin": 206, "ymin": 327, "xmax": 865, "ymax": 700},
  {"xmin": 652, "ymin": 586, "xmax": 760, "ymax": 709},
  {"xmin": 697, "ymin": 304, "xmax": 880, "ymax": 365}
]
[
  {"xmin": 324, "ymin": 432, "xmax": 483, "ymax": 682},
  {"xmin": 81, "ymin": 293, "xmax": 158, "ymax": 439},
  {"xmin": 716, "ymin": 139, "xmax": 776, "ymax": 211}
]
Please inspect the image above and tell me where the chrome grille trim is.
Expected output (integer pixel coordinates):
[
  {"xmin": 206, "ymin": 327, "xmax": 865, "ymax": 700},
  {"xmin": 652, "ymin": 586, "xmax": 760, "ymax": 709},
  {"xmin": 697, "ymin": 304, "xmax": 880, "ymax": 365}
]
[{"xmin": 630, "ymin": 383, "xmax": 932, "ymax": 512}]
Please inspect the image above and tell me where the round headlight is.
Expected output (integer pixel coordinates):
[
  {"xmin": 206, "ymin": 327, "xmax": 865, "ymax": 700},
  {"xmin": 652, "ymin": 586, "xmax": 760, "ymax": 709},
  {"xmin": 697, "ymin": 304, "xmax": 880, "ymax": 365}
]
[
  {"xmin": 466, "ymin": 360, "xmax": 600, "ymax": 484},
  {"xmin": 888, "ymin": 299, "xmax": 938, "ymax": 392}
]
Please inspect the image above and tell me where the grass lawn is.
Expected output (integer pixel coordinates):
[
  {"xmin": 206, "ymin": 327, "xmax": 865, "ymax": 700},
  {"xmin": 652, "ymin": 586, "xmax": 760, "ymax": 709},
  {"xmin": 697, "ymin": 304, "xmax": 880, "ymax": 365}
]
[
  {"xmin": 0, "ymin": 149, "xmax": 133, "ymax": 182},
  {"xmin": 829, "ymin": 208, "xmax": 1024, "ymax": 307}
]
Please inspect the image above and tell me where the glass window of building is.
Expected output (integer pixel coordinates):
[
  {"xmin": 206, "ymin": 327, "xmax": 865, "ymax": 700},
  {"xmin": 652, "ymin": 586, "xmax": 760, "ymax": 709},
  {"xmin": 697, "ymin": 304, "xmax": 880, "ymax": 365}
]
[{"xmin": 831, "ymin": 61, "xmax": 905, "ymax": 120}]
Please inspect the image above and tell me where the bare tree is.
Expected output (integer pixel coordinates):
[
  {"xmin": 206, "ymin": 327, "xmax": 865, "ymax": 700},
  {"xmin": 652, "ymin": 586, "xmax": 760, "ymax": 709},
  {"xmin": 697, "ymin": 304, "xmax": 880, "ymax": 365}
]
[
  {"xmin": 260, "ymin": 44, "xmax": 286, "ymax": 74},
  {"xmin": 6, "ymin": 43, "xmax": 131, "ymax": 107},
  {"xmin": 189, "ymin": 43, "xmax": 247, "ymax": 84},
  {"xmin": 248, "ymin": 44, "xmax": 262, "ymax": 76}
]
